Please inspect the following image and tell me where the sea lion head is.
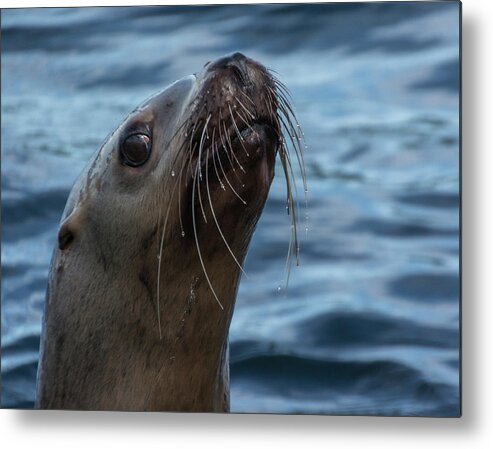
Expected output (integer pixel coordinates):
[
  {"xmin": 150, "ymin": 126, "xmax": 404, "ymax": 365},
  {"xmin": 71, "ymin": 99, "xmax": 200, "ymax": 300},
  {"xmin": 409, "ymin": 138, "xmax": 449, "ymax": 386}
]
[
  {"xmin": 38, "ymin": 52, "xmax": 305, "ymax": 411},
  {"xmin": 57, "ymin": 52, "xmax": 302, "ymax": 314}
]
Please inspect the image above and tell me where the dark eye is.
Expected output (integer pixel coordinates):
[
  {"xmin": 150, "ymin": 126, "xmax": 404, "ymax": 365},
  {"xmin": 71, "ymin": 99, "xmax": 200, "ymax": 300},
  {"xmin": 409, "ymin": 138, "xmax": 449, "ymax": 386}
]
[{"xmin": 120, "ymin": 133, "xmax": 151, "ymax": 167}]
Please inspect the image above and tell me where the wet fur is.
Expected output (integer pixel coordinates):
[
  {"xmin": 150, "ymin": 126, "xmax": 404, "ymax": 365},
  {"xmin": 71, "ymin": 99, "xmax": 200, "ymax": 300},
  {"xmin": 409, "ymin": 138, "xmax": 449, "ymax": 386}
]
[{"xmin": 36, "ymin": 54, "xmax": 304, "ymax": 411}]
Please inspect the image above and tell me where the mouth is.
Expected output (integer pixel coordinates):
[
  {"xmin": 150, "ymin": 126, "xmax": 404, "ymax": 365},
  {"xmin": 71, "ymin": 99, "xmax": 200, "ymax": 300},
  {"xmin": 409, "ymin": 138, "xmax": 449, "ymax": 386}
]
[{"xmin": 210, "ymin": 120, "xmax": 279, "ymax": 175}]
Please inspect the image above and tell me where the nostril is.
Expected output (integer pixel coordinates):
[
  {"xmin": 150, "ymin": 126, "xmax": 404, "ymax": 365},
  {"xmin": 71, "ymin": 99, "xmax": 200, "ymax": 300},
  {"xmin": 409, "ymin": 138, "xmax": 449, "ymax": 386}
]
[
  {"xmin": 207, "ymin": 52, "xmax": 250, "ymax": 84},
  {"xmin": 229, "ymin": 52, "xmax": 248, "ymax": 75},
  {"xmin": 230, "ymin": 63, "xmax": 247, "ymax": 86},
  {"xmin": 227, "ymin": 57, "xmax": 249, "ymax": 86}
]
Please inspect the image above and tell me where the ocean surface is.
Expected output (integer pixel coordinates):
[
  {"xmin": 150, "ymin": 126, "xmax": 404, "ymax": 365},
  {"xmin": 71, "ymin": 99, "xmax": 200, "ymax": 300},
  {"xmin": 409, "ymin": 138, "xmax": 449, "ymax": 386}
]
[{"xmin": 1, "ymin": 2, "xmax": 460, "ymax": 416}]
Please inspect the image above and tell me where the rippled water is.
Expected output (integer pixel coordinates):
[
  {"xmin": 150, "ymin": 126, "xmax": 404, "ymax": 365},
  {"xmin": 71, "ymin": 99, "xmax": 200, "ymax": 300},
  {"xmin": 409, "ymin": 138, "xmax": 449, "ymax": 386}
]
[{"xmin": 1, "ymin": 3, "xmax": 460, "ymax": 416}]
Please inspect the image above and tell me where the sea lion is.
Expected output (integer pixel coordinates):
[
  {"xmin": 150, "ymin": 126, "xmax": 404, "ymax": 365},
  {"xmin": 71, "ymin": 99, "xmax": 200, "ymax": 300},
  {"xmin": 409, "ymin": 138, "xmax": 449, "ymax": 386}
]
[{"xmin": 35, "ymin": 52, "xmax": 305, "ymax": 412}]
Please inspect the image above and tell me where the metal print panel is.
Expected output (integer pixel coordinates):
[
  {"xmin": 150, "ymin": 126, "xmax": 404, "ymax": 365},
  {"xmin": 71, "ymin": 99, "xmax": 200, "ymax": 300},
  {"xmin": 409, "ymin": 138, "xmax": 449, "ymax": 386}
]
[{"xmin": 1, "ymin": 1, "xmax": 461, "ymax": 416}]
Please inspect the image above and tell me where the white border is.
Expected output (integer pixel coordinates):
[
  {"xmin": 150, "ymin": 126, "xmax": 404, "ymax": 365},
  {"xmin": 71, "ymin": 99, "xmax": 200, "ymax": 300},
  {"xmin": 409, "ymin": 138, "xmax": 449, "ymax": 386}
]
[{"xmin": 2, "ymin": 0, "xmax": 493, "ymax": 448}]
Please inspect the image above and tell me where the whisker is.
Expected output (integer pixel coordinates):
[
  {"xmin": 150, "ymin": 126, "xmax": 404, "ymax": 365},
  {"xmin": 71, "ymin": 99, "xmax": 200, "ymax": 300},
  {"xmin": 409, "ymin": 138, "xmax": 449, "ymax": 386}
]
[
  {"xmin": 228, "ymin": 103, "xmax": 250, "ymax": 157},
  {"xmin": 218, "ymin": 112, "xmax": 243, "ymax": 183},
  {"xmin": 222, "ymin": 120, "xmax": 246, "ymax": 173},
  {"xmin": 191, "ymin": 136, "xmax": 224, "ymax": 310},
  {"xmin": 210, "ymin": 128, "xmax": 225, "ymax": 191},
  {"xmin": 214, "ymin": 138, "xmax": 247, "ymax": 204},
  {"xmin": 205, "ymin": 144, "xmax": 249, "ymax": 278},
  {"xmin": 156, "ymin": 161, "xmax": 185, "ymax": 340},
  {"xmin": 196, "ymin": 115, "xmax": 211, "ymax": 223},
  {"xmin": 235, "ymin": 108, "xmax": 259, "ymax": 139},
  {"xmin": 233, "ymin": 94, "xmax": 256, "ymax": 120}
]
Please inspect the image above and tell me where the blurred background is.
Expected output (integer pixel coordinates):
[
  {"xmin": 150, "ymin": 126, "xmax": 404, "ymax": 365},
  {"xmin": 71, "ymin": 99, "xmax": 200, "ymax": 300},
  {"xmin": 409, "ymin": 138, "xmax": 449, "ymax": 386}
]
[{"xmin": 1, "ymin": 2, "xmax": 460, "ymax": 416}]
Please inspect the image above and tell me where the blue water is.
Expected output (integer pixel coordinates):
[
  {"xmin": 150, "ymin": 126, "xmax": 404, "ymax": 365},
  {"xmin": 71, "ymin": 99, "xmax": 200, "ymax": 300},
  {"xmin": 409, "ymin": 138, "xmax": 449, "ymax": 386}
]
[{"xmin": 1, "ymin": 3, "xmax": 460, "ymax": 416}]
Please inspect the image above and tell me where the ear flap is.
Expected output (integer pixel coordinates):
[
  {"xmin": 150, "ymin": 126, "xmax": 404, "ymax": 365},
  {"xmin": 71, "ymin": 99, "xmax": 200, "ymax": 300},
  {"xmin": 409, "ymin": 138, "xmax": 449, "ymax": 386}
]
[{"xmin": 57, "ymin": 206, "xmax": 85, "ymax": 250}]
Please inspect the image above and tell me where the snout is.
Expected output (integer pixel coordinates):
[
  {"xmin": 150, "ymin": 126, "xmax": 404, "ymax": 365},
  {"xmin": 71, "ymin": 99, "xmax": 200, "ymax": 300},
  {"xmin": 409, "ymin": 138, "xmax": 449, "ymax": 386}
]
[
  {"xmin": 204, "ymin": 52, "xmax": 272, "ymax": 90},
  {"xmin": 206, "ymin": 52, "xmax": 249, "ymax": 84}
]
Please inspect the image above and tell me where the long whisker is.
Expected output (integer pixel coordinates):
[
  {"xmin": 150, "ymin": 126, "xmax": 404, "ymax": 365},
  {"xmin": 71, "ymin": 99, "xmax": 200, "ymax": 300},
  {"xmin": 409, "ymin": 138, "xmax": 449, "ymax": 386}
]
[
  {"xmin": 233, "ymin": 94, "xmax": 256, "ymax": 120},
  {"xmin": 177, "ymin": 153, "xmax": 186, "ymax": 238},
  {"xmin": 191, "ymin": 124, "xmax": 224, "ymax": 310},
  {"xmin": 277, "ymin": 95, "xmax": 308, "ymax": 186},
  {"xmin": 156, "ymin": 162, "xmax": 185, "ymax": 339},
  {"xmin": 210, "ymin": 128, "xmax": 226, "ymax": 192},
  {"xmin": 196, "ymin": 116, "xmax": 211, "ymax": 223},
  {"xmin": 214, "ymin": 121, "xmax": 246, "ymax": 200},
  {"xmin": 228, "ymin": 103, "xmax": 249, "ymax": 157},
  {"xmin": 215, "ymin": 139, "xmax": 247, "ymax": 204},
  {"xmin": 205, "ymin": 143, "xmax": 249, "ymax": 278},
  {"xmin": 218, "ymin": 113, "xmax": 243, "ymax": 183},
  {"xmin": 239, "ymin": 88, "xmax": 256, "ymax": 106},
  {"xmin": 222, "ymin": 120, "xmax": 246, "ymax": 173}
]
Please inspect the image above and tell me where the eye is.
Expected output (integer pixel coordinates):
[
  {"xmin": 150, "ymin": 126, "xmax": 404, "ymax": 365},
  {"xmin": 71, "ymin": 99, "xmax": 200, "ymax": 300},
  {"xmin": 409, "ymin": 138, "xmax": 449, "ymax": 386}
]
[{"xmin": 120, "ymin": 133, "xmax": 151, "ymax": 167}]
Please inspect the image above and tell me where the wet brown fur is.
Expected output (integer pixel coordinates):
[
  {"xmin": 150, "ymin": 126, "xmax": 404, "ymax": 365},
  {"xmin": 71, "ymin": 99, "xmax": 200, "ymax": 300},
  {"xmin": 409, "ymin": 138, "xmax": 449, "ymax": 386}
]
[{"xmin": 36, "ymin": 54, "xmax": 304, "ymax": 411}]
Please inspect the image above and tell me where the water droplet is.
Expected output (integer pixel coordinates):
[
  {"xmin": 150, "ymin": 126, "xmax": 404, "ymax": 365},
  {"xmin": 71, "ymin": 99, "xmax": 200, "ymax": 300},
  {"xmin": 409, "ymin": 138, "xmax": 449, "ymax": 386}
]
[
  {"xmin": 220, "ymin": 183, "xmax": 225, "ymax": 190},
  {"xmin": 181, "ymin": 231, "xmax": 186, "ymax": 237},
  {"xmin": 157, "ymin": 255, "xmax": 161, "ymax": 260},
  {"xmin": 277, "ymin": 286, "xmax": 282, "ymax": 292},
  {"xmin": 242, "ymin": 201, "xmax": 247, "ymax": 205},
  {"xmin": 171, "ymin": 171, "xmax": 175, "ymax": 177}
]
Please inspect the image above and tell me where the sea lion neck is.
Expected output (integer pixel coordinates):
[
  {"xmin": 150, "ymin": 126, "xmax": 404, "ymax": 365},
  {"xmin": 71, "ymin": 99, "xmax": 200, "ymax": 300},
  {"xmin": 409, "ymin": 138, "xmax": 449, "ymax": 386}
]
[{"xmin": 37, "ymin": 239, "xmax": 242, "ymax": 411}]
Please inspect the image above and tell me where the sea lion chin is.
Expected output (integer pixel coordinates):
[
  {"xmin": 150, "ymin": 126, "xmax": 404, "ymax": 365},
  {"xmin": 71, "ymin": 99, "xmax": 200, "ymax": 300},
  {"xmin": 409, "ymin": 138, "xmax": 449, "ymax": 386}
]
[{"xmin": 35, "ymin": 52, "xmax": 305, "ymax": 412}]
